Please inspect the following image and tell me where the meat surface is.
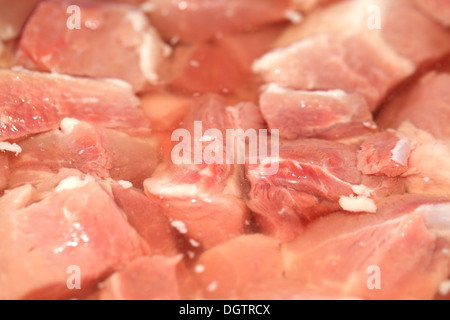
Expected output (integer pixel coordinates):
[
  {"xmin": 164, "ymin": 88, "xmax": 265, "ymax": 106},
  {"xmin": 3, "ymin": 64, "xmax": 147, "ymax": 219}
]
[
  {"xmin": 144, "ymin": 94, "xmax": 249, "ymax": 249},
  {"xmin": 146, "ymin": 0, "xmax": 290, "ymax": 43},
  {"xmin": 0, "ymin": 0, "xmax": 40, "ymax": 42},
  {"xmin": 0, "ymin": 179, "xmax": 146, "ymax": 299},
  {"xmin": 283, "ymin": 195, "xmax": 450, "ymax": 299},
  {"xmin": 254, "ymin": 0, "xmax": 450, "ymax": 111},
  {"xmin": 16, "ymin": 0, "xmax": 169, "ymax": 91},
  {"xmin": 0, "ymin": 69, "xmax": 149, "ymax": 141},
  {"xmin": 259, "ymin": 83, "xmax": 376, "ymax": 141},
  {"xmin": 414, "ymin": 0, "xmax": 450, "ymax": 27},
  {"xmin": 377, "ymin": 72, "xmax": 450, "ymax": 195},
  {"xmin": 94, "ymin": 255, "xmax": 182, "ymax": 300},
  {"xmin": 8, "ymin": 119, "xmax": 159, "ymax": 187},
  {"xmin": 357, "ymin": 130, "xmax": 412, "ymax": 177}
]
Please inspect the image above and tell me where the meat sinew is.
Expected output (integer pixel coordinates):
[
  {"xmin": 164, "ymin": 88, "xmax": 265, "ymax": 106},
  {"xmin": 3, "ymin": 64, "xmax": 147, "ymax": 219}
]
[{"xmin": 0, "ymin": 0, "xmax": 449, "ymax": 301}]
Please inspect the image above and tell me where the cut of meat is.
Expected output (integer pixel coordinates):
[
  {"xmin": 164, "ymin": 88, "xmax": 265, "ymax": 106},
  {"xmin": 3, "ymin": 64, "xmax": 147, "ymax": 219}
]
[
  {"xmin": 246, "ymin": 139, "xmax": 405, "ymax": 242},
  {"xmin": 259, "ymin": 83, "xmax": 376, "ymax": 140},
  {"xmin": 145, "ymin": 0, "xmax": 290, "ymax": 43},
  {"xmin": 144, "ymin": 94, "xmax": 249, "ymax": 249},
  {"xmin": 16, "ymin": 0, "xmax": 169, "ymax": 91},
  {"xmin": 377, "ymin": 72, "xmax": 450, "ymax": 195},
  {"xmin": 414, "ymin": 0, "xmax": 450, "ymax": 26},
  {"xmin": 9, "ymin": 120, "xmax": 159, "ymax": 187},
  {"xmin": 0, "ymin": 180, "xmax": 146, "ymax": 299},
  {"xmin": 254, "ymin": 0, "xmax": 450, "ymax": 111},
  {"xmin": 282, "ymin": 195, "xmax": 450, "ymax": 299},
  {"xmin": 193, "ymin": 234, "xmax": 284, "ymax": 299},
  {"xmin": 111, "ymin": 184, "xmax": 179, "ymax": 256},
  {"xmin": 357, "ymin": 130, "xmax": 412, "ymax": 177},
  {"xmin": 254, "ymin": 33, "xmax": 414, "ymax": 111},
  {"xmin": 94, "ymin": 255, "xmax": 182, "ymax": 300},
  {"xmin": 0, "ymin": 69, "xmax": 149, "ymax": 141}
]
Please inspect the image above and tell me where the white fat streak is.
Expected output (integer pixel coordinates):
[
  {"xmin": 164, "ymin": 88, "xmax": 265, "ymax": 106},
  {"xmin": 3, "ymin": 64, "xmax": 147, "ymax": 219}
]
[
  {"xmin": 55, "ymin": 175, "xmax": 94, "ymax": 193},
  {"xmin": 171, "ymin": 220, "xmax": 188, "ymax": 234},
  {"xmin": 351, "ymin": 184, "xmax": 374, "ymax": 197},
  {"xmin": 0, "ymin": 142, "xmax": 22, "ymax": 156},
  {"xmin": 439, "ymin": 280, "xmax": 450, "ymax": 296},
  {"xmin": 60, "ymin": 118, "xmax": 80, "ymax": 134},
  {"xmin": 194, "ymin": 264, "xmax": 205, "ymax": 273},
  {"xmin": 284, "ymin": 10, "xmax": 303, "ymax": 24},
  {"xmin": 390, "ymin": 136, "xmax": 411, "ymax": 166},
  {"xmin": 207, "ymin": 281, "xmax": 218, "ymax": 292},
  {"xmin": 264, "ymin": 82, "xmax": 348, "ymax": 100},
  {"xmin": 118, "ymin": 180, "xmax": 133, "ymax": 189},
  {"xmin": 189, "ymin": 238, "xmax": 200, "ymax": 247},
  {"xmin": 339, "ymin": 195, "xmax": 377, "ymax": 213}
]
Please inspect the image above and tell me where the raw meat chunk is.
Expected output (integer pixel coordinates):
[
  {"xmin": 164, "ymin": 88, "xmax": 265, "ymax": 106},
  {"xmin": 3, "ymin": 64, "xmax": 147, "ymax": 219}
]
[
  {"xmin": 193, "ymin": 234, "xmax": 284, "ymax": 299},
  {"xmin": 9, "ymin": 120, "xmax": 159, "ymax": 187},
  {"xmin": 16, "ymin": 0, "xmax": 169, "ymax": 91},
  {"xmin": 377, "ymin": 72, "xmax": 450, "ymax": 195},
  {"xmin": 254, "ymin": 0, "xmax": 450, "ymax": 111},
  {"xmin": 357, "ymin": 130, "xmax": 412, "ymax": 177},
  {"xmin": 259, "ymin": 83, "xmax": 376, "ymax": 140},
  {"xmin": 283, "ymin": 195, "xmax": 450, "ymax": 299},
  {"xmin": 0, "ymin": 180, "xmax": 146, "ymax": 299},
  {"xmin": 145, "ymin": 0, "xmax": 290, "ymax": 43},
  {"xmin": 246, "ymin": 139, "xmax": 405, "ymax": 242},
  {"xmin": 94, "ymin": 256, "xmax": 182, "ymax": 300},
  {"xmin": 0, "ymin": 69, "xmax": 149, "ymax": 141},
  {"xmin": 0, "ymin": 153, "xmax": 9, "ymax": 192},
  {"xmin": 144, "ymin": 94, "xmax": 249, "ymax": 249}
]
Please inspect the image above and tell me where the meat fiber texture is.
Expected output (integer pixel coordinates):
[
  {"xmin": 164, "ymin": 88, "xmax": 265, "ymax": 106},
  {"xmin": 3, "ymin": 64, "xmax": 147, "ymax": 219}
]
[
  {"xmin": 1, "ymin": 0, "xmax": 450, "ymax": 301},
  {"xmin": 15, "ymin": 0, "xmax": 170, "ymax": 92}
]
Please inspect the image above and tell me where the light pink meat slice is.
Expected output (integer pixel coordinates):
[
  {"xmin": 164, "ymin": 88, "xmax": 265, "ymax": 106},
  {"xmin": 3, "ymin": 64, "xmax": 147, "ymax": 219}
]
[
  {"xmin": 357, "ymin": 130, "xmax": 412, "ymax": 177},
  {"xmin": 377, "ymin": 72, "xmax": 450, "ymax": 195},
  {"xmin": 255, "ymin": 0, "xmax": 450, "ymax": 111},
  {"xmin": 0, "ymin": 0, "xmax": 40, "ymax": 41},
  {"xmin": 94, "ymin": 256, "xmax": 182, "ymax": 300},
  {"xmin": 111, "ymin": 184, "xmax": 178, "ymax": 256},
  {"xmin": 259, "ymin": 84, "xmax": 376, "ymax": 140},
  {"xmin": 283, "ymin": 195, "xmax": 450, "ymax": 299},
  {"xmin": 414, "ymin": 0, "xmax": 450, "ymax": 26},
  {"xmin": 16, "ymin": 0, "xmax": 168, "ymax": 91},
  {"xmin": 0, "ymin": 69, "xmax": 149, "ymax": 141},
  {"xmin": 193, "ymin": 234, "xmax": 284, "ymax": 299},
  {"xmin": 0, "ymin": 180, "xmax": 146, "ymax": 299},
  {"xmin": 9, "ymin": 120, "xmax": 159, "ymax": 187},
  {"xmin": 144, "ymin": 94, "xmax": 249, "ymax": 249},
  {"xmin": 246, "ymin": 139, "xmax": 361, "ymax": 242},
  {"xmin": 146, "ymin": 0, "xmax": 290, "ymax": 43}
]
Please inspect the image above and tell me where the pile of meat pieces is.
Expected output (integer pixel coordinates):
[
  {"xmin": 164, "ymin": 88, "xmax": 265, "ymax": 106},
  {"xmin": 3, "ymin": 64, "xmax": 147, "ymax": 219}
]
[{"xmin": 1, "ymin": 0, "xmax": 450, "ymax": 300}]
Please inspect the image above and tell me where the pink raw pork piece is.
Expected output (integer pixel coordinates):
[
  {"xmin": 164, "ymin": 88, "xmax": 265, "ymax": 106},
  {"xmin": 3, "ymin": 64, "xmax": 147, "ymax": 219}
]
[
  {"xmin": 253, "ymin": 0, "xmax": 450, "ymax": 110},
  {"xmin": 16, "ymin": 0, "xmax": 169, "ymax": 91},
  {"xmin": 259, "ymin": 83, "xmax": 376, "ymax": 141},
  {"xmin": 0, "ymin": 177, "xmax": 147, "ymax": 299},
  {"xmin": 146, "ymin": 0, "xmax": 290, "ymax": 43},
  {"xmin": 283, "ymin": 195, "xmax": 450, "ymax": 299},
  {"xmin": 0, "ymin": 69, "xmax": 149, "ymax": 141},
  {"xmin": 8, "ymin": 119, "xmax": 159, "ymax": 187},
  {"xmin": 246, "ymin": 138, "xmax": 406, "ymax": 242},
  {"xmin": 377, "ymin": 71, "xmax": 450, "ymax": 195},
  {"xmin": 144, "ymin": 94, "xmax": 249, "ymax": 249}
]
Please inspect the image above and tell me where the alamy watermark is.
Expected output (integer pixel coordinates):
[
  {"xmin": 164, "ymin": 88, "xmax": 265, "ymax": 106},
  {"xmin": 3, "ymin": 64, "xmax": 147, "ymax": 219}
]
[{"xmin": 171, "ymin": 121, "xmax": 280, "ymax": 175}]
